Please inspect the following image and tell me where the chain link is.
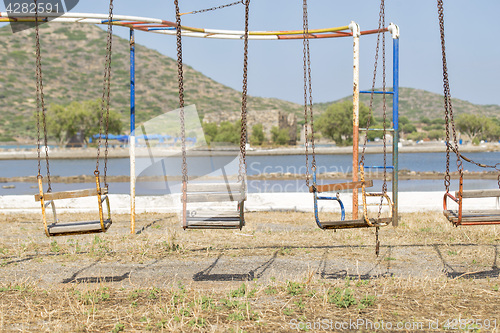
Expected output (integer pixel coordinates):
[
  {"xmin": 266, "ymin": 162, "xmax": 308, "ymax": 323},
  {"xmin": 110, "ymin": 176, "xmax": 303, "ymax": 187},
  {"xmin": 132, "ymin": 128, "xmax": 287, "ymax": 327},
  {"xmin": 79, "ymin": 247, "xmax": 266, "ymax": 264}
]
[
  {"xmin": 380, "ymin": 3, "xmax": 388, "ymax": 218},
  {"xmin": 238, "ymin": 0, "xmax": 250, "ymax": 185},
  {"xmin": 360, "ymin": 0, "xmax": 385, "ymax": 168},
  {"xmin": 34, "ymin": 0, "xmax": 51, "ymax": 192},
  {"xmin": 302, "ymin": 0, "xmax": 309, "ymax": 187},
  {"xmin": 437, "ymin": 0, "xmax": 463, "ymax": 192},
  {"xmin": 184, "ymin": 0, "xmax": 244, "ymax": 15},
  {"xmin": 174, "ymin": 0, "xmax": 188, "ymax": 190},
  {"xmin": 96, "ymin": 0, "xmax": 114, "ymax": 187},
  {"xmin": 302, "ymin": 0, "xmax": 315, "ymax": 188},
  {"xmin": 359, "ymin": 0, "xmax": 386, "ymax": 219}
]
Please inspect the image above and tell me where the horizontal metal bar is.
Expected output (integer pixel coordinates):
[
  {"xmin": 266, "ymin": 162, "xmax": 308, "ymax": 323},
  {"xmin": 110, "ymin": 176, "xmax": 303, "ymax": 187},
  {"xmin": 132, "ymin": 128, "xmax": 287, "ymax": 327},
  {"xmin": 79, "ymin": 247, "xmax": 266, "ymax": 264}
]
[
  {"xmin": 359, "ymin": 128, "xmax": 395, "ymax": 132},
  {"xmin": 363, "ymin": 166, "xmax": 395, "ymax": 169},
  {"xmin": 359, "ymin": 90, "xmax": 394, "ymax": 95},
  {"xmin": 317, "ymin": 196, "xmax": 340, "ymax": 201}
]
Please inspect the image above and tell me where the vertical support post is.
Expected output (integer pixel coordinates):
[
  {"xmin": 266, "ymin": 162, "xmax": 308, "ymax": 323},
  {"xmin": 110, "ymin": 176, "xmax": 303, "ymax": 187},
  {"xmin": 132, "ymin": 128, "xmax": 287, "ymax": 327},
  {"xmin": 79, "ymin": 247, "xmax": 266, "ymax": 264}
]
[
  {"xmin": 350, "ymin": 22, "xmax": 360, "ymax": 220},
  {"xmin": 390, "ymin": 23, "xmax": 400, "ymax": 227},
  {"xmin": 38, "ymin": 176, "xmax": 50, "ymax": 237},
  {"xmin": 95, "ymin": 173, "xmax": 105, "ymax": 231},
  {"xmin": 129, "ymin": 28, "xmax": 136, "ymax": 234}
]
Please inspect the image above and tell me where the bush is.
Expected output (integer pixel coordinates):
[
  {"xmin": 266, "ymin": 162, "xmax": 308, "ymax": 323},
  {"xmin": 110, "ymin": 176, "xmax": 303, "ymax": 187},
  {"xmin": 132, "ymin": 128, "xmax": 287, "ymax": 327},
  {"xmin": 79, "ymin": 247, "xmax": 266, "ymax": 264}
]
[
  {"xmin": 428, "ymin": 129, "xmax": 444, "ymax": 140},
  {"xmin": 407, "ymin": 131, "xmax": 426, "ymax": 141},
  {"xmin": 0, "ymin": 135, "xmax": 15, "ymax": 142},
  {"xmin": 250, "ymin": 124, "xmax": 265, "ymax": 145},
  {"xmin": 202, "ymin": 121, "xmax": 241, "ymax": 145},
  {"xmin": 271, "ymin": 126, "xmax": 290, "ymax": 145},
  {"xmin": 317, "ymin": 100, "xmax": 372, "ymax": 146},
  {"xmin": 401, "ymin": 123, "xmax": 417, "ymax": 134}
]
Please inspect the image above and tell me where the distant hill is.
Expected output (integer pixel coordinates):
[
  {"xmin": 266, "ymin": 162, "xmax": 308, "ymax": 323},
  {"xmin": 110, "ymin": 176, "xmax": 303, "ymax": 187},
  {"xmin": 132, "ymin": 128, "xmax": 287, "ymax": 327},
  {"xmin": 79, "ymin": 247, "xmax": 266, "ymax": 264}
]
[
  {"xmin": 0, "ymin": 23, "xmax": 301, "ymax": 141},
  {"xmin": 316, "ymin": 87, "xmax": 500, "ymax": 122},
  {"xmin": 0, "ymin": 22, "xmax": 499, "ymax": 142}
]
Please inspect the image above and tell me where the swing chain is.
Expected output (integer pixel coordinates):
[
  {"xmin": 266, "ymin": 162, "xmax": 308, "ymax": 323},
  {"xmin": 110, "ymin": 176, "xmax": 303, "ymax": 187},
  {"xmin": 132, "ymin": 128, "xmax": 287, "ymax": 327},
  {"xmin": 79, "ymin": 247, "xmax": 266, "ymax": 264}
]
[
  {"xmin": 175, "ymin": 0, "xmax": 188, "ymax": 187},
  {"xmin": 360, "ymin": 0, "xmax": 387, "ymax": 220},
  {"xmin": 380, "ymin": 2, "xmax": 388, "ymax": 218},
  {"xmin": 183, "ymin": 0, "xmax": 244, "ymax": 16},
  {"xmin": 96, "ymin": 0, "xmax": 114, "ymax": 187},
  {"xmin": 360, "ymin": 0, "xmax": 385, "ymax": 168},
  {"xmin": 437, "ymin": 0, "xmax": 463, "ymax": 193},
  {"xmin": 34, "ymin": 0, "xmax": 51, "ymax": 192},
  {"xmin": 447, "ymin": 145, "xmax": 500, "ymax": 189},
  {"xmin": 239, "ymin": 0, "xmax": 250, "ymax": 185},
  {"xmin": 302, "ymin": 0, "xmax": 315, "ymax": 187}
]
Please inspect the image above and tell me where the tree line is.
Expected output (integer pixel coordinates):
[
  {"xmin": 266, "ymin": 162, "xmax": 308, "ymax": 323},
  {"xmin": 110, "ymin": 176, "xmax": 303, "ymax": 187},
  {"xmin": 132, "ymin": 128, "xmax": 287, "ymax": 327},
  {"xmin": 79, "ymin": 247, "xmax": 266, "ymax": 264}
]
[
  {"xmin": 39, "ymin": 99, "xmax": 122, "ymax": 146},
  {"xmin": 40, "ymin": 99, "xmax": 499, "ymax": 147}
]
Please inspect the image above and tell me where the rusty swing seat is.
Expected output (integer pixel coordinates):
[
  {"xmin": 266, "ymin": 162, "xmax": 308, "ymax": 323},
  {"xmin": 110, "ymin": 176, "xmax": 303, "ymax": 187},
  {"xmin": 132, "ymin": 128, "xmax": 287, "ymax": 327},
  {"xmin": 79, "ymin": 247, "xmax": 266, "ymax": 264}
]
[
  {"xmin": 35, "ymin": 174, "xmax": 112, "ymax": 237},
  {"xmin": 310, "ymin": 170, "xmax": 393, "ymax": 229},
  {"xmin": 182, "ymin": 182, "xmax": 245, "ymax": 230},
  {"xmin": 443, "ymin": 176, "xmax": 500, "ymax": 226},
  {"xmin": 32, "ymin": 2, "xmax": 114, "ymax": 237}
]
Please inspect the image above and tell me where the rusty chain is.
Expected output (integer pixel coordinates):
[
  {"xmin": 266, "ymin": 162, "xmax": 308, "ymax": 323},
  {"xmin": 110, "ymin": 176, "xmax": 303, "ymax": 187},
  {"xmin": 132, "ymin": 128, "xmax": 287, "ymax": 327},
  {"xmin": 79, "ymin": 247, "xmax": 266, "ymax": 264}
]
[
  {"xmin": 174, "ymin": 0, "xmax": 188, "ymax": 192},
  {"xmin": 437, "ymin": 0, "xmax": 464, "ymax": 192},
  {"xmin": 183, "ymin": 0, "xmax": 244, "ymax": 15},
  {"xmin": 238, "ymin": 0, "xmax": 250, "ymax": 185},
  {"xmin": 360, "ymin": 0, "xmax": 385, "ymax": 168},
  {"xmin": 359, "ymin": 0, "xmax": 387, "ymax": 220},
  {"xmin": 302, "ymin": 0, "xmax": 315, "ymax": 188},
  {"xmin": 34, "ymin": 0, "xmax": 51, "ymax": 192},
  {"xmin": 449, "ymin": 144, "xmax": 500, "ymax": 173},
  {"xmin": 95, "ymin": 0, "xmax": 114, "ymax": 187},
  {"xmin": 361, "ymin": 0, "xmax": 386, "ymax": 251},
  {"xmin": 380, "ymin": 2, "xmax": 388, "ymax": 217}
]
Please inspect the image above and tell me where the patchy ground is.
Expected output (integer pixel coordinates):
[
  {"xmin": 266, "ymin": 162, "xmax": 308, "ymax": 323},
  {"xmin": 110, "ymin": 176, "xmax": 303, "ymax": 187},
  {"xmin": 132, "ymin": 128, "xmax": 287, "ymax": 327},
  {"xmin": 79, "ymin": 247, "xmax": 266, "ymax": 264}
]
[{"xmin": 0, "ymin": 211, "xmax": 499, "ymax": 332}]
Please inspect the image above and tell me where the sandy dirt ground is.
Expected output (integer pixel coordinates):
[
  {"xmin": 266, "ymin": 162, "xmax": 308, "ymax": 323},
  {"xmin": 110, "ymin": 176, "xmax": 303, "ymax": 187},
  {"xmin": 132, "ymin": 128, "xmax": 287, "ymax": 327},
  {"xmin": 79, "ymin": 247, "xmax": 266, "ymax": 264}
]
[{"xmin": 0, "ymin": 211, "xmax": 499, "ymax": 332}]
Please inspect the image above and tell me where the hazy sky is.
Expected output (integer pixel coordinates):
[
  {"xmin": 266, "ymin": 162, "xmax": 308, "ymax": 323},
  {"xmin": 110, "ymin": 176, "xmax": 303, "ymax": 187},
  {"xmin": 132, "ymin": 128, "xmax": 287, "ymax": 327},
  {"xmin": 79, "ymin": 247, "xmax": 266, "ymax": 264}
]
[{"xmin": 2, "ymin": 1, "xmax": 499, "ymax": 108}]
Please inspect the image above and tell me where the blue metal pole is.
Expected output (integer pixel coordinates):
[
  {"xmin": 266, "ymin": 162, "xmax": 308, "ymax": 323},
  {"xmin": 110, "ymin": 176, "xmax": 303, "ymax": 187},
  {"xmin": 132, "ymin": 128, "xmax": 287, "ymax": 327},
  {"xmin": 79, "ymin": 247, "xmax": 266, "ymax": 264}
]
[
  {"xmin": 130, "ymin": 29, "xmax": 135, "ymax": 135},
  {"xmin": 129, "ymin": 28, "xmax": 136, "ymax": 233},
  {"xmin": 392, "ymin": 36, "xmax": 399, "ymax": 227}
]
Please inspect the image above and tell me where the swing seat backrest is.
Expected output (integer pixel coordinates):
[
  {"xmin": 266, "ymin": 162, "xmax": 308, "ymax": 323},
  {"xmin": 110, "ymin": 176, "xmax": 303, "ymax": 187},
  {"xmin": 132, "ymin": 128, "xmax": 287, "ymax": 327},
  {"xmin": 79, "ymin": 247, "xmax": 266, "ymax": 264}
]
[
  {"xmin": 310, "ymin": 180, "xmax": 373, "ymax": 193},
  {"xmin": 35, "ymin": 187, "xmax": 108, "ymax": 202}
]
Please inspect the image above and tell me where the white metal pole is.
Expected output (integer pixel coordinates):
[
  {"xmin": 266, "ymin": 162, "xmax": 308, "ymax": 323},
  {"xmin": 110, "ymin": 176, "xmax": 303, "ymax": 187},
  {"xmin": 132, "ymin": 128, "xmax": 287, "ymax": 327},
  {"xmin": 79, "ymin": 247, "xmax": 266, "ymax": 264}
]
[{"xmin": 350, "ymin": 21, "xmax": 360, "ymax": 220}]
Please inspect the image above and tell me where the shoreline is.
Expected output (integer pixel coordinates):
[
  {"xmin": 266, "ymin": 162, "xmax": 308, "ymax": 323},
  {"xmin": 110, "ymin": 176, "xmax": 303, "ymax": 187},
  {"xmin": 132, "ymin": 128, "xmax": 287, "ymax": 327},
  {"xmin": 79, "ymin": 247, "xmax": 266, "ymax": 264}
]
[
  {"xmin": 0, "ymin": 143, "xmax": 499, "ymax": 160},
  {"xmin": 1, "ymin": 170, "xmax": 499, "ymax": 184},
  {"xmin": 0, "ymin": 190, "xmax": 497, "ymax": 213}
]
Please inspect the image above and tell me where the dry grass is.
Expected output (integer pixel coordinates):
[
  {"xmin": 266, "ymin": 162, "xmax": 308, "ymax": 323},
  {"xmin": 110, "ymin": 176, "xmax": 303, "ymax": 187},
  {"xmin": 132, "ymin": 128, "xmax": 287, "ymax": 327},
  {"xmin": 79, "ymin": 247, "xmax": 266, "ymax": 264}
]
[{"xmin": 0, "ymin": 211, "xmax": 499, "ymax": 332}]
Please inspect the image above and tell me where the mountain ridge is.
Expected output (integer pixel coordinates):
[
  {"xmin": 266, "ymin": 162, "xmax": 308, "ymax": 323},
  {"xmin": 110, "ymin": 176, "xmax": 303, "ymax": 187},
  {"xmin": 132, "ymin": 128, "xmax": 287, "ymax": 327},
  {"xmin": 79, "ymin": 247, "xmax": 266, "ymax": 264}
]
[{"xmin": 0, "ymin": 23, "xmax": 498, "ymax": 142}]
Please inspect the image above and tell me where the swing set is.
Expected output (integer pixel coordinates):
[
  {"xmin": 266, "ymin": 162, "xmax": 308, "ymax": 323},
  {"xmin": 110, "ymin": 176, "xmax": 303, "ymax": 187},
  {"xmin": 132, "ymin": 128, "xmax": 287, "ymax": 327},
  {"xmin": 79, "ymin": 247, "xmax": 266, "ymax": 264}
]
[
  {"xmin": 436, "ymin": 0, "xmax": 500, "ymax": 226},
  {"xmin": 2, "ymin": 0, "xmax": 495, "ymax": 254},
  {"xmin": 0, "ymin": 1, "xmax": 403, "ymax": 236}
]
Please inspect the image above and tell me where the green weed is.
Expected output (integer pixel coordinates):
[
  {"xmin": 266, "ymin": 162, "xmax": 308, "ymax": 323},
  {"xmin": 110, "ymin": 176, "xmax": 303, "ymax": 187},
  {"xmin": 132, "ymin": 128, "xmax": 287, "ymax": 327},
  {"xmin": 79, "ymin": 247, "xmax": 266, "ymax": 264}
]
[{"xmin": 328, "ymin": 287, "xmax": 357, "ymax": 308}]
